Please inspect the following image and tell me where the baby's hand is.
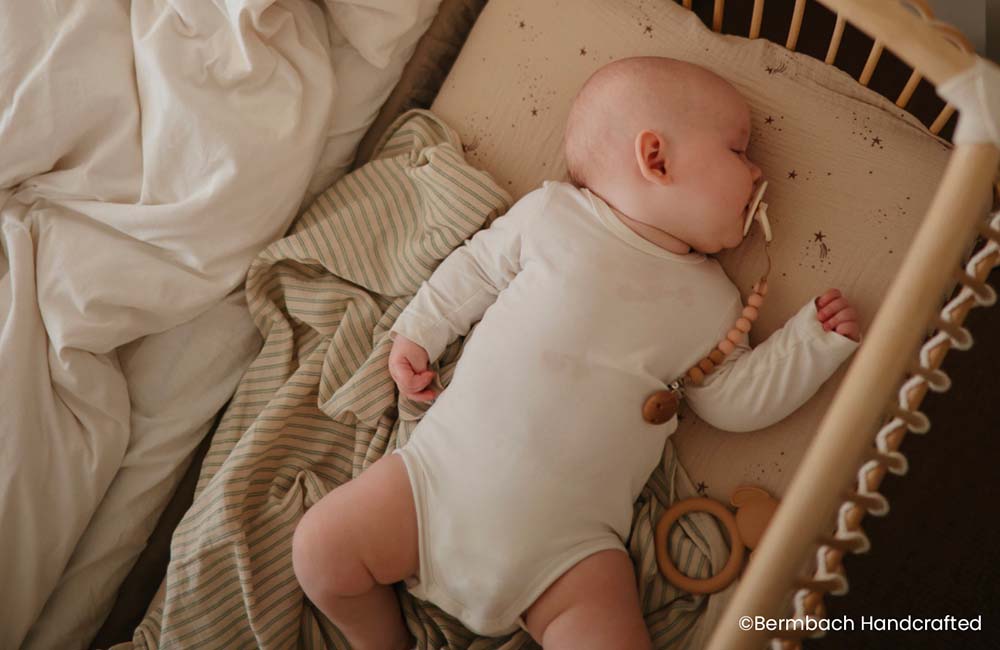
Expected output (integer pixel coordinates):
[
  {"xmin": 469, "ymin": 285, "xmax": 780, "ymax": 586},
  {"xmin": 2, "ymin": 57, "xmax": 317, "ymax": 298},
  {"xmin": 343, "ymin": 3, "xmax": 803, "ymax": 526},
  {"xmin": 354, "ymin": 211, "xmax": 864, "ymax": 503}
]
[
  {"xmin": 815, "ymin": 289, "xmax": 861, "ymax": 342},
  {"xmin": 388, "ymin": 334, "xmax": 438, "ymax": 402}
]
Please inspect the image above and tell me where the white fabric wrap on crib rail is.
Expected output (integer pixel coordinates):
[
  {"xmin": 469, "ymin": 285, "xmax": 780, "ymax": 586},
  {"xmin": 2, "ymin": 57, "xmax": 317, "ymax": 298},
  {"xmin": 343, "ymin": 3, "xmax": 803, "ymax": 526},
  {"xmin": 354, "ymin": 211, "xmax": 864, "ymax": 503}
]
[{"xmin": 936, "ymin": 57, "xmax": 1000, "ymax": 145}]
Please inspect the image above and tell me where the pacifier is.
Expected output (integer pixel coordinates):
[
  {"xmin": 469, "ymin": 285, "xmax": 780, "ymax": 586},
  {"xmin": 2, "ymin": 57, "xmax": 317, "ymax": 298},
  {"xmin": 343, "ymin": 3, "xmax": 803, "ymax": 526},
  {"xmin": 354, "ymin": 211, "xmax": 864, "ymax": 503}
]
[{"xmin": 742, "ymin": 180, "xmax": 772, "ymax": 242}]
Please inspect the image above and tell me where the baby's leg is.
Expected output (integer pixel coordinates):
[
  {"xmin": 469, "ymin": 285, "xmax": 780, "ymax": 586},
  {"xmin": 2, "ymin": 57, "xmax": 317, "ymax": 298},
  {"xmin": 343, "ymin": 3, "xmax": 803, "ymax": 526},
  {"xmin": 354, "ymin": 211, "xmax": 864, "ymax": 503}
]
[
  {"xmin": 522, "ymin": 548, "xmax": 652, "ymax": 650},
  {"xmin": 292, "ymin": 453, "xmax": 419, "ymax": 650}
]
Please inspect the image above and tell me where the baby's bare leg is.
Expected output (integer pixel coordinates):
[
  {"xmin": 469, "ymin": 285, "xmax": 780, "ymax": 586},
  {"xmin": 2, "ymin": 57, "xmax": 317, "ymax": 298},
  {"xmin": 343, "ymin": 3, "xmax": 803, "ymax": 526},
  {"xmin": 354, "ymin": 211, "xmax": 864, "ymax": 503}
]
[
  {"xmin": 292, "ymin": 454, "xmax": 419, "ymax": 650},
  {"xmin": 522, "ymin": 548, "xmax": 652, "ymax": 650}
]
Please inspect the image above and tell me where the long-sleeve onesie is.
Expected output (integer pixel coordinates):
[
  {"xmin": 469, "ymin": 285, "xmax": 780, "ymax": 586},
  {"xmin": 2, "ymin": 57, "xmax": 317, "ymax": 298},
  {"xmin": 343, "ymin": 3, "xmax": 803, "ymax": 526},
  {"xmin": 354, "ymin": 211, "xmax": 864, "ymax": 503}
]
[{"xmin": 390, "ymin": 180, "xmax": 859, "ymax": 636}]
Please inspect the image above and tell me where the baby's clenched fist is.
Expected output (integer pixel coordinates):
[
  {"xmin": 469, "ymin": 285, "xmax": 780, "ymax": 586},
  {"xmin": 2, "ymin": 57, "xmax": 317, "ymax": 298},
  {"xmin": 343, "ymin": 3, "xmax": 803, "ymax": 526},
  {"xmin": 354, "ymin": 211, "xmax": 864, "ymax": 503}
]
[
  {"xmin": 389, "ymin": 334, "xmax": 438, "ymax": 402},
  {"xmin": 815, "ymin": 288, "xmax": 861, "ymax": 343}
]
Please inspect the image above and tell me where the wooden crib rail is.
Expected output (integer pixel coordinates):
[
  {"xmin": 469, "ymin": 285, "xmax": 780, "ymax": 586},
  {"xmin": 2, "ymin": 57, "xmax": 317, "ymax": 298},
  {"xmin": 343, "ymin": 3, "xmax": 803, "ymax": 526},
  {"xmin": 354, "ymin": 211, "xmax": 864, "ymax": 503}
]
[
  {"xmin": 823, "ymin": 0, "xmax": 974, "ymax": 134},
  {"xmin": 704, "ymin": 0, "xmax": 976, "ymax": 136},
  {"xmin": 711, "ymin": 149, "xmax": 1000, "ymax": 650},
  {"xmin": 703, "ymin": 2, "xmax": 999, "ymax": 649},
  {"xmin": 764, "ymin": 214, "xmax": 1000, "ymax": 650},
  {"xmin": 819, "ymin": 0, "xmax": 973, "ymax": 83}
]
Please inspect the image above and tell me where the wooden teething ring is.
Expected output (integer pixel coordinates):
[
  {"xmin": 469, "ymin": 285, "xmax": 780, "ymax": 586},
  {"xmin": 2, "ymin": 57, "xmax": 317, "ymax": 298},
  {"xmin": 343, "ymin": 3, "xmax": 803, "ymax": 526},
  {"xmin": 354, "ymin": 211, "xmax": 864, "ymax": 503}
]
[{"xmin": 654, "ymin": 497, "xmax": 745, "ymax": 594}]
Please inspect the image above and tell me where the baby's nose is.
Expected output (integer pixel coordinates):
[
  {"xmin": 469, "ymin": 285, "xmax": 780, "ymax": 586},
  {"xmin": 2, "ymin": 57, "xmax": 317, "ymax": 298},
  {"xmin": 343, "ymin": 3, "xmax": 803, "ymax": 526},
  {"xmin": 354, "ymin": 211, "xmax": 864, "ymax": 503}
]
[{"xmin": 749, "ymin": 162, "xmax": 763, "ymax": 182}]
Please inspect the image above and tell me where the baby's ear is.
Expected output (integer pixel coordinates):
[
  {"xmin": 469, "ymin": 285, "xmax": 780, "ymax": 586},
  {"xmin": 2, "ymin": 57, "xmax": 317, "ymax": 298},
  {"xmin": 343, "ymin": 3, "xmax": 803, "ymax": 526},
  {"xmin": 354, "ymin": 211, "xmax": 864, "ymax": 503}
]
[{"xmin": 634, "ymin": 130, "xmax": 671, "ymax": 185}]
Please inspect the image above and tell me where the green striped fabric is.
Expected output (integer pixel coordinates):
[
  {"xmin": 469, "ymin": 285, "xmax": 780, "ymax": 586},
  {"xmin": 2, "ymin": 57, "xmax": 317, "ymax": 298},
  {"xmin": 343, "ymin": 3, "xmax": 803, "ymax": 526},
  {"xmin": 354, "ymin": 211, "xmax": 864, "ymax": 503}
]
[{"xmin": 117, "ymin": 109, "xmax": 730, "ymax": 650}]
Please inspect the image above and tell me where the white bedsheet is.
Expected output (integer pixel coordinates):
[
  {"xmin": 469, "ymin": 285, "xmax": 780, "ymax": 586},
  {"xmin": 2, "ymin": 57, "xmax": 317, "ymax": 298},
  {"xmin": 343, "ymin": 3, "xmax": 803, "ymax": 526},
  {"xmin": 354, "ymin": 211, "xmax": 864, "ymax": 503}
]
[
  {"xmin": 0, "ymin": 1, "xmax": 434, "ymax": 647},
  {"xmin": 19, "ymin": 290, "xmax": 265, "ymax": 650}
]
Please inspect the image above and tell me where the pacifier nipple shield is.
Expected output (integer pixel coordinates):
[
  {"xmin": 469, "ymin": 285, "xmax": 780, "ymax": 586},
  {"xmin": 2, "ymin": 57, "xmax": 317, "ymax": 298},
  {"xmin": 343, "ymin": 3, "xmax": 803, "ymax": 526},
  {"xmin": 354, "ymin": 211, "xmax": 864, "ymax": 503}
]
[{"xmin": 743, "ymin": 180, "xmax": 772, "ymax": 242}]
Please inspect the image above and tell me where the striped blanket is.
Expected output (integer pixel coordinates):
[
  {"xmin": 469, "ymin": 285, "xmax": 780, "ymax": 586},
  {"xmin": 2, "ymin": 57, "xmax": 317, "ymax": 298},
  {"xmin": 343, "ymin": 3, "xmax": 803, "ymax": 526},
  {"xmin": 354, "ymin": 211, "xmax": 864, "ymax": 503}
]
[{"xmin": 118, "ymin": 110, "xmax": 734, "ymax": 650}]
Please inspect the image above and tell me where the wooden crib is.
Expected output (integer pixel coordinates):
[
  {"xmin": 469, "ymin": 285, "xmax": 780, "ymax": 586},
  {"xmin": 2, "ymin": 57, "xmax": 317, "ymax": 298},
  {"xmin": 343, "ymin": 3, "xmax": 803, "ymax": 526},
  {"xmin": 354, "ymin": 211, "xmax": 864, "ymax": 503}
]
[
  {"xmin": 365, "ymin": 0, "xmax": 999, "ymax": 646},
  {"xmin": 97, "ymin": 1, "xmax": 998, "ymax": 647}
]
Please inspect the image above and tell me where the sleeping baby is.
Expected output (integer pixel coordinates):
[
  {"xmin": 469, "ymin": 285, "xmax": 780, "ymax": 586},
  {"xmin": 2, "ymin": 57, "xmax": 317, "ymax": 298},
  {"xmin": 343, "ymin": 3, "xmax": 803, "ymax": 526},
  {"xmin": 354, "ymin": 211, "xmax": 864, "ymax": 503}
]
[{"xmin": 292, "ymin": 56, "xmax": 862, "ymax": 649}]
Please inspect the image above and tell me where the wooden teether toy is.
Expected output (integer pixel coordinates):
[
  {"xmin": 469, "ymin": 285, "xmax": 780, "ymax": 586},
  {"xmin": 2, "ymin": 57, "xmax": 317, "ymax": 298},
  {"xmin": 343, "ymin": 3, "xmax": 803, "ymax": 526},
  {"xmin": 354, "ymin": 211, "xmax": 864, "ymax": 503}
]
[
  {"xmin": 653, "ymin": 485, "xmax": 780, "ymax": 594},
  {"xmin": 731, "ymin": 485, "xmax": 779, "ymax": 550}
]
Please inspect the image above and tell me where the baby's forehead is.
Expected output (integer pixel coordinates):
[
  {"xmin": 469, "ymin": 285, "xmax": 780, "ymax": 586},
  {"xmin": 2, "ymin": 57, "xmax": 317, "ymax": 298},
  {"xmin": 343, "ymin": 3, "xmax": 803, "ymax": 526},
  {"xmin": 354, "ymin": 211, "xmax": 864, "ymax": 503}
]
[{"xmin": 607, "ymin": 62, "xmax": 748, "ymax": 127}]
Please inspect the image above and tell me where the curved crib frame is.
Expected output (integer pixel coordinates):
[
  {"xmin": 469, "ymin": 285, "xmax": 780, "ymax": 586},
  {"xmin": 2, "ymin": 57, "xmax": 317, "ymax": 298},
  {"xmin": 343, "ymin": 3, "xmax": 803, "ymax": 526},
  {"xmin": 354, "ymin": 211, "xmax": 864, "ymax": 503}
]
[{"xmin": 666, "ymin": 2, "xmax": 1000, "ymax": 649}]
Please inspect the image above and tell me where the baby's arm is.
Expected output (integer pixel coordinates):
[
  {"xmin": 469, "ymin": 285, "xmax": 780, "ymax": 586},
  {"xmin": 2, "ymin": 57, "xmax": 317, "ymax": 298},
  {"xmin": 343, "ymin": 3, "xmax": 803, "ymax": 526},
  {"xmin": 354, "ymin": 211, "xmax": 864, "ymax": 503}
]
[
  {"xmin": 390, "ymin": 186, "xmax": 547, "ymax": 362},
  {"xmin": 682, "ymin": 294, "xmax": 861, "ymax": 432}
]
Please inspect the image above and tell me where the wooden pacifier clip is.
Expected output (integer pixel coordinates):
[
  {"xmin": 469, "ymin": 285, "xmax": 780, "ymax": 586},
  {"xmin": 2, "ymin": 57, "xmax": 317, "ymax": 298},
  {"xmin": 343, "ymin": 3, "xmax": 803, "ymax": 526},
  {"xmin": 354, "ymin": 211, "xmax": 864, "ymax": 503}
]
[
  {"xmin": 646, "ymin": 183, "xmax": 780, "ymax": 594},
  {"xmin": 641, "ymin": 181, "xmax": 773, "ymax": 426}
]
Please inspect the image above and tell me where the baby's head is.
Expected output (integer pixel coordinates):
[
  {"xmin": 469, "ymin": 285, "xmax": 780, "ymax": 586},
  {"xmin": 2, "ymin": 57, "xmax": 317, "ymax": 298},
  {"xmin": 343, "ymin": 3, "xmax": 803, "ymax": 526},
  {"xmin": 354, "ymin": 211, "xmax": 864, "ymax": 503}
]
[{"xmin": 564, "ymin": 56, "xmax": 763, "ymax": 254}]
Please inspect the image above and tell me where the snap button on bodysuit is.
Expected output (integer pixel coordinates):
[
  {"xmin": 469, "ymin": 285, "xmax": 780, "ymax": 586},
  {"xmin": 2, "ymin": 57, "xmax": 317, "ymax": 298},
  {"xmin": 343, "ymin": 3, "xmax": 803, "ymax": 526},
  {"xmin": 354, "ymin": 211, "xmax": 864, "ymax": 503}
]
[{"xmin": 642, "ymin": 390, "xmax": 679, "ymax": 424}]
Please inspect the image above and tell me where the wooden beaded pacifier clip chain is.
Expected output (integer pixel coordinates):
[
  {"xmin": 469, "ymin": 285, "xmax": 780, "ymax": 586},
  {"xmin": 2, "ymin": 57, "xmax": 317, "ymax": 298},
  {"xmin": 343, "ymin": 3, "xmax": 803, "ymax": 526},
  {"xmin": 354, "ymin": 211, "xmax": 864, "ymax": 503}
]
[
  {"xmin": 641, "ymin": 180, "xmax": 773, "ymax": 425},
  {"xmin": 643, "ymin": 180, "xmax": 776, "ymax": 595}
]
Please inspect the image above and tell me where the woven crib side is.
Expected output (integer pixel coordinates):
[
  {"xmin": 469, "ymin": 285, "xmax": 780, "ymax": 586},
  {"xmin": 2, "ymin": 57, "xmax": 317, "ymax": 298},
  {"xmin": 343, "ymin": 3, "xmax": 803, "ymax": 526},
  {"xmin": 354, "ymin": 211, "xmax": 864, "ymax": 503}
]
[
  {"xmin": 669, "ymin": 2, "xmax": 1000, "ymax": 649},
  {"xmin": 770, "ymin": 214, "xmax": 1000, "ymax": 650}
]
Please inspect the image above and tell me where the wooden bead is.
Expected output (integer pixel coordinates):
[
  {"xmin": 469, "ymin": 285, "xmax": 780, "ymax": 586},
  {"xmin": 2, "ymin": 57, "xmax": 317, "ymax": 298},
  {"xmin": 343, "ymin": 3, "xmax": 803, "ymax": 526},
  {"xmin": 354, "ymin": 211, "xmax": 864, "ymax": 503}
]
[
  {"xmin": 698, "ymin": 358, "xmax": 715, "ymax": 373},
  {"xmin": 735, "ymin": 317, "xmax": 752, "ymax": 333},
  {"xmin": 726, "ymin": 328, "xmax": 744, "ymax": 344},
  {"xmin": 742, "ymin": 305, "xmax": 759, "ymax": 321},
  {"xmin": 709, "ymin": 349, "xmax": 725, "ymax": 364},
  {"xmin": 758, "ymin": 280, "xmax": 768, "ymax": 296},
  {"xmin": 747, "ymin": 293, "xmax": 764, "ymax": 308},
  {"xmin": 718, "ymin": 339, "xmax": 735, "ymax": 354},
  {"xmin": 687, "ymin": 366, "xmax": 705, "ymax": 385}
]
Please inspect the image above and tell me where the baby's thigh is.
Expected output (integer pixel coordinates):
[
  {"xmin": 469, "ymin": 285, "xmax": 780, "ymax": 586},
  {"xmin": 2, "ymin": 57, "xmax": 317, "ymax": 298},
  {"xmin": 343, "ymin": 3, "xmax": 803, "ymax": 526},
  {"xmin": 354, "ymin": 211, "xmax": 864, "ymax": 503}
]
[
  {"xmin": 521, "ymin": 548, "xmax": 651, "ymax": 650},
  {"xmin": 293, "ymin": 453, "xmax": 418, "ymax": 587}
]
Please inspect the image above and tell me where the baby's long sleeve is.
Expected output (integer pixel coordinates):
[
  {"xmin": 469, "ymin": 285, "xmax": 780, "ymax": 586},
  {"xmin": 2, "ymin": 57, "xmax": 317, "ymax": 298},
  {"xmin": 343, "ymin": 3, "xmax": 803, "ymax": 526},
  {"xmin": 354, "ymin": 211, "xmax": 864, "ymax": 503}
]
[
  {"xmin": 683, "ymin": 296, "xmax": 861, "ymax": 432},
  {"xmin": 390, "ymin": 187, "xmax": 547, "ymax": 362}
]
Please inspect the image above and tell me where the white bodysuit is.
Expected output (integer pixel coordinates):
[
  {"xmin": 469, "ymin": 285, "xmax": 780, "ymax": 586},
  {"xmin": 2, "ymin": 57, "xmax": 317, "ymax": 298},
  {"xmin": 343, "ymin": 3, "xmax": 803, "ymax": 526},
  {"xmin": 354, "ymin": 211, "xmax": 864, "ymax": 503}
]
[{"xmin": 390, "ymin": 181, "xmax": 859, "ymax": 636}]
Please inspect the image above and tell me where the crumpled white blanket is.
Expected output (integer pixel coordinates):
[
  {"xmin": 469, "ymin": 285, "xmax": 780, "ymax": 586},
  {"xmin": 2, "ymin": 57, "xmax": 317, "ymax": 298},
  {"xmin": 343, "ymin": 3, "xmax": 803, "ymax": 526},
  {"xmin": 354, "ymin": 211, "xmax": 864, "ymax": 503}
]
[{"xmin": 0, "ymin": 1, "xmax": 340, "ymax": 646}]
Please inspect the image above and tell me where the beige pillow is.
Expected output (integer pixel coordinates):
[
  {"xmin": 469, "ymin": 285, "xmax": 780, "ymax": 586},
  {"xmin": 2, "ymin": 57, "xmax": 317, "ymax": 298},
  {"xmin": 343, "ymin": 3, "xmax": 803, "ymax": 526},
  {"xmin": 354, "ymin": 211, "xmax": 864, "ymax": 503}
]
[{"xmin": 430, "ymin": 0, "xmax": 988, "ymax": 500}]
